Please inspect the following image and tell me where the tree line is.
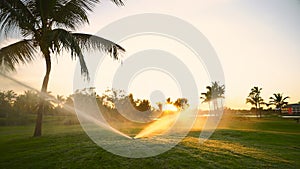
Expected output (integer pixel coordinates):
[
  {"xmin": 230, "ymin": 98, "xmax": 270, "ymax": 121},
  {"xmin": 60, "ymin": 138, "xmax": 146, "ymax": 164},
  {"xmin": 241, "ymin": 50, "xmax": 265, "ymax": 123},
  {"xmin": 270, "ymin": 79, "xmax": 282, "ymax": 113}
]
[
  {"xmin": 0, "ymin": 89, "xmax": 190, "ymax": 126},
  {"xmin": 0, "ymin": 90, "xmax": 75, "ymax": 125},
  {"xmin": 246, "ymin": 86, "xmax": 290, "ymax": 118},
  {"xmin": 0, "ymin": 82, "xmax": 225, "ymax": 126}
]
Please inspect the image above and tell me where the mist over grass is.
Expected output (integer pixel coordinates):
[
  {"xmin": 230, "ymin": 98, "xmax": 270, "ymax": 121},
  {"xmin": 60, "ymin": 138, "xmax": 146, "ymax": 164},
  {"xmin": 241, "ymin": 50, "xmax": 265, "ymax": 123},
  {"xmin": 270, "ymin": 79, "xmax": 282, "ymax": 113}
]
[{"xmin": 1, "ymin": 114, "xmax": 300, "ymax": 168}]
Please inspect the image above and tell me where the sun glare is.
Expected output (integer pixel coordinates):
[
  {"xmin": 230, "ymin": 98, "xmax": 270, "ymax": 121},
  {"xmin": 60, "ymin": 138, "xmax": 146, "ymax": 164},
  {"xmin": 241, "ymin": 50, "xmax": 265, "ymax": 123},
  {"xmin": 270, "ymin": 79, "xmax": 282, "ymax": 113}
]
[{"xmin": 163, "ymin": 104, "xmax": 178, "ymax": 112}]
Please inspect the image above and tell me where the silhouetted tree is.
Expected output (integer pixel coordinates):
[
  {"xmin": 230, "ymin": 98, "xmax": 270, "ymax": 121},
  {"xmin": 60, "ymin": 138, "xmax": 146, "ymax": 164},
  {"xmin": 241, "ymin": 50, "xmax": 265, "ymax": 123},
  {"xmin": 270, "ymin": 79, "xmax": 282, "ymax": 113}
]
[
  {"xmin": 269, "ymin": 93, "xmax": 289, "ymax": 112},
  {"xmin": 14, "ymin": 90, "xmax": 54, "ymax": 115},
  {"xmin": 101, "ymin": 89, "xmax": 125, "ymax": 108},
  {"xmin": 246, "ymin": 86, "xmax": 264, "ymax": 118},
  {"xmin": 64, "ymin": 95, "xmax": 74, "ymax": 107},
  {"xmin": 117, "ymin": 92, "xmax": 151, "ymax": 112},
  {"xmin": 2, "ymin": 90, "xmax": 17, "ymax": 105},
  {"xmin": 173, "ymin": 98, "xmax": 189, "ymax": 110},
  {"xmin": 0, "ymin": 90, "xmax": 16, "ymax": 118},
  {"xmin": 156, "ymin": 102, "xmax": 163, "ymax": 112},
  {"xmin": 201, "ymin": 81, "xmax": 225, "ymax": 111},
  {"xmin": 56, "ymin": 95, "xmax": 65, "ymax": 108},
  {"xmin": 135, "ymin": 99, "xmax": 151, "ymax": 111},
  {"xmin": 14, "ymin": 90, "xmax": 39, "ymax": 115},
  {"xmin": 166, "ymin": 98, "xmax": 172, "ymax": 104},
  {"xmin": 0, "ymin": 0, "xmax": 125, "ymax": 136}
]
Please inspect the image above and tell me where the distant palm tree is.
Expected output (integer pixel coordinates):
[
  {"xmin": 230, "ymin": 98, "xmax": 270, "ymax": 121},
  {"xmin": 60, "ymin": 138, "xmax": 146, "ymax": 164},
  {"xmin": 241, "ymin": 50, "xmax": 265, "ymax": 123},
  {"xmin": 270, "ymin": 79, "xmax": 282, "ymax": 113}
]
[
  {"xmin": 56, "ymin": 95, "xmax": 65, "ymax": 108},
  {"xmin": 201, "ymin": 81, "xmax": 225, "ymax": 110},
  {"xmin": 1, "ymin": 90, "xmax": 17, "ymax": 105},
  {"xmin": 0, "ymin": 90, "xmax": 17, "ymax": 116},
  {"xmin": 14, "ymin": 90, "xmax": 44, "ymax": 115},
  {"xmin": 156, "ymin": 102, "xmax": 163, "ymax": 112},
  {"xmin": 173, "ymin": 98, "xmax": 189, "ymax": 110},
  {"xmin": 0, "ymin": 0, "xmax": 125, "ymax": 136},
  {"xmin": 269, "ymin": 93, "xmax": 289, "ymax": 112},
  {"xmin": 166, "ymin": 97, "xmax": 172, "ymax": 104},
  {"xmin": 200, "ymin": 88, "xmax": 212, "ymax": 103},
  {"xmin": 246, "ymin": 86, "xmax": 264, "ymax": 118}
]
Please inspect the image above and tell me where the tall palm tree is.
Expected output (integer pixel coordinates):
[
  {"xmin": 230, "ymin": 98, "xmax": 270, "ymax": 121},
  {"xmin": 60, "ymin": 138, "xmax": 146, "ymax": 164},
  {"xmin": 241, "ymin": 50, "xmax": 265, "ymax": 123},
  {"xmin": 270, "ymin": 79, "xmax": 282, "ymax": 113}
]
[
  {"xmin": 269, "ymin": 93, "xmax": 289, "ymax": 112},
  {"xmin": 0, "ymin": 0, "xmax": 125, "ymax": 136},
  {"xmin": 246, "ymin": 86, "xmax": 264, "ymax": 118},
  {"xmin": 201, "ymin": 81, "xmax": 225, "ymax": 110}
]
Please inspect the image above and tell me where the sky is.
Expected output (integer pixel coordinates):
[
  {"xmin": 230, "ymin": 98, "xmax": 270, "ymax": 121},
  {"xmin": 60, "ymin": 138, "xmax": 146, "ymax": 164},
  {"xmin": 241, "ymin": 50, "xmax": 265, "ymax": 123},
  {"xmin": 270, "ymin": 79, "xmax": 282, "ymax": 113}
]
[{"xmin": 1, "ymin": 0, "xmax": 300, "ymax": 109}]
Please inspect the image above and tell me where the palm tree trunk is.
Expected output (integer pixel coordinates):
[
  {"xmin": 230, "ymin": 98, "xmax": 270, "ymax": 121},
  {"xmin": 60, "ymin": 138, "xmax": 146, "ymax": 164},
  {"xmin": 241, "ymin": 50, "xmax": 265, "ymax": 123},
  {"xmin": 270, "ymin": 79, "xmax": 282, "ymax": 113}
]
[
  {"xmin": 213, "ymin": 100, "xmax": 218, "ymax": 116},
  {"xmin": 255, "ymin": 105, "xmax": 258, "ymax": 118},
  {"xmin": 33, "ymin": 51, "xmax": 51, "ymax": 137},
  {"xmin": 258, "ymin": 104, "xmax": 262, "ymax": 118}
]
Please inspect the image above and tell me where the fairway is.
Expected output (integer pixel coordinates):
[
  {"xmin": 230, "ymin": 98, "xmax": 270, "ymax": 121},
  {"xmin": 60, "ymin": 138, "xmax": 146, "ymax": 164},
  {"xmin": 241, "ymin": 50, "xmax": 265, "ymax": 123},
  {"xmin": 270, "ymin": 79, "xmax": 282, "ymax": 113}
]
[{"xmin": 1, "ymin": 117, "xmax": 299, "ymax": 169}]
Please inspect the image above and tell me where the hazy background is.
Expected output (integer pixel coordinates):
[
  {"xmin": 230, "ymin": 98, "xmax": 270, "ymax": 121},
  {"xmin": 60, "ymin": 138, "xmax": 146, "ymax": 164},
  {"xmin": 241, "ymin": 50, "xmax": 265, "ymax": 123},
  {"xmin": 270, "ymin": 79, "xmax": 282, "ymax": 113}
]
[{"xmin": 1, "ymin": 0, "xmax": 300, "ymax": 109}]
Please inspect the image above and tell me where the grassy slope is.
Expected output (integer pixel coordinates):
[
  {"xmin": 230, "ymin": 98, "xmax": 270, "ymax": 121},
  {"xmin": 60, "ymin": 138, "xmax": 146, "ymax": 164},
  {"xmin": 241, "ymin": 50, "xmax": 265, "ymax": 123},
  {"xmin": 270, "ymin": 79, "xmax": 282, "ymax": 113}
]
[{"xmin": 0, "ymin": 117, "xmax": 300, "ymax": 169}]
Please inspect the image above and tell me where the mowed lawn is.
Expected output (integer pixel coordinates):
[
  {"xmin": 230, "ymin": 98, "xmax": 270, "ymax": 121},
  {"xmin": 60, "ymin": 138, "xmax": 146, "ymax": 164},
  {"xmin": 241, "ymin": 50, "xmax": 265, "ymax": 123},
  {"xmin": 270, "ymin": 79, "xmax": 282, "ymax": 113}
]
[{"xmin": 0, "ymin": 116, "xmax": 300, "ymax": 169}]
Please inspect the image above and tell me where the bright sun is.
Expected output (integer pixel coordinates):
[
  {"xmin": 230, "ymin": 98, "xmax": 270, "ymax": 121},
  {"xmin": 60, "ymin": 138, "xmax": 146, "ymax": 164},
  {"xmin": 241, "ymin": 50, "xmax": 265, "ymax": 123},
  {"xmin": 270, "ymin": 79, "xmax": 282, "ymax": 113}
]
[{"xmin": 163, "ymin": 104, "xmax": 178, "ymax": 112}]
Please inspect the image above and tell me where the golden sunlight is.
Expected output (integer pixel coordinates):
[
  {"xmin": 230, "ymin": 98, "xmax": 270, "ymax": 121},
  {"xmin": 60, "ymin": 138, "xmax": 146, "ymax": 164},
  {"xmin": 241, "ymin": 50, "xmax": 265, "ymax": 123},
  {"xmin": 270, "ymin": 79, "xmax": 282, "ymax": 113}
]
[{"xmin": 163, "ymin": 104, "xmax": 178, "ymax": 112}]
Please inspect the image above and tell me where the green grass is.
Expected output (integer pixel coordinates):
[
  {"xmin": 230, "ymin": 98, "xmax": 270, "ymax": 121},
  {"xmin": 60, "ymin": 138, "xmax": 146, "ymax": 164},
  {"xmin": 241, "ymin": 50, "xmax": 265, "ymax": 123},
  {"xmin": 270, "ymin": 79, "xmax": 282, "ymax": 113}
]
[{"xmin": 0, "ymin": 117, "xmax": 300, "ymax": 169}]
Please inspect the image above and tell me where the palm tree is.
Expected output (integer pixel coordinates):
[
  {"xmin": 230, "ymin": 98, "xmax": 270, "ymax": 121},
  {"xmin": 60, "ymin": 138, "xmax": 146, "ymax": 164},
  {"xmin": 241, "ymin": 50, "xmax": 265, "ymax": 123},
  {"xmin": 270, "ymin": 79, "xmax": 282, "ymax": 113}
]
[
  {"xmin": 156, "ymin": 102, "xmax": 163, "ymax": 112},
  {"xmin": 14, "ymin": 90, "xmax": 48, "ymax": 115},
  {"xmin": 166, "ymin": 97, "xmax": 172, "ymax": 104},
  {"xmin": 246, "ymin": 86, "xmax": 264, "ymax": 118},
  {"xmin": 173, "ymin": 98, "xmax": 189, "ymax": 110},
  {"xmin": 0, "ymin": 90, "xmax": 17, "ymax": 105},
  {"xmin": 269, "ymin": 93, "xmax": 289, "ymax": 112},
  {"xmin": 0, "ymin": 90, "xmax": 17, "ymax": 117},
  {"xmin": 56, "ymin": 95, "xmax": 65, "ymax": 108},
  {"xmin": 0, "ymin": 0, "xmax": 125, "ymax": 136},
  {"xmin": 201, "ymin": 81, "xmax": 225, "ymax": 110}
]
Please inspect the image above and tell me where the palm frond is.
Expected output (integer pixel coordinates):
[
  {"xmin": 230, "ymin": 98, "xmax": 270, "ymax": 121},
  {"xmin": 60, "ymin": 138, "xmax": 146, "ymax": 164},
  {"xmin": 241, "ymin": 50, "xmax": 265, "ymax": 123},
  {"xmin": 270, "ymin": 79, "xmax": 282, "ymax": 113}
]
[
  {"xmin": 269, "ymin": 93, "xmax": 289, "ymax": 109},
  {"xmin": 0, "ymin": 0, "xmax": 36, "ymax": 37},
  {"xmin": 110, "ymin": 0, "xmax": 124, "ymax": 6},
  {"xmin": 48, "ymin": 28, "xmax": 89, "ymax": 78},
  {"xmin": 282, "ymin": 96, "xmax": 290, "ymax": 101},
  {"xmin": 34, "ymin": 0, "xmax": 57, "ymax": 21},
  {"xmin": 50, "ymin": 0, "xmax": 99, "ymax": 30},
  {"xmin": 50, "ymin": 0, "xmax": 124, "ymax": 30},
  {"xmin": 246, "ymin": 98, "xmax": 255, "ymax": 105},
  {"xmin": 72, "ymin": 33, "xmax": 125, "ymax": 60},
  {"xmin": 0, "ymin": 39, "xmax": 36, "ymax": 72}
]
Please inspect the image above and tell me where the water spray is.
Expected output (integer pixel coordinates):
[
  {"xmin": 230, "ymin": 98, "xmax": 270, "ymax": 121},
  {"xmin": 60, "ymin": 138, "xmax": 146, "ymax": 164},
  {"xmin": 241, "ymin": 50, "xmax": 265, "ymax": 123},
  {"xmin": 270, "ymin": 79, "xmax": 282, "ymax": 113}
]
[{"xmin": 0, "ymin": 72, "xmax": 131, "ymax": 139}]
